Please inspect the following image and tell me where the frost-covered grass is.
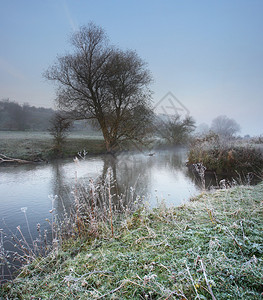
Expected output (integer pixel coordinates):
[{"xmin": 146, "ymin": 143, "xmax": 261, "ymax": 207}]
[
  {"xmin": 0, "ymin": 131, "xmax": 105, "ymax": 161},
  {"xmin": 2, "ymin": 183, "xmax": 263, "ymax": 299}
]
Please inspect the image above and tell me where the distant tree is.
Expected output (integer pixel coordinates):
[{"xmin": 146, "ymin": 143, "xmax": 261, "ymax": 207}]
[
  {"xmin": 211, "ymin": 115, "xmax": 241, "ymax": 138},
  {"xmin": 49, "ymin": 112, "xmax": 72, "ymax": 154},
  {"xmin": 195, "ymin": 122, "xmax": 210, "ymax": 136},
  {"xmin": 157, "ymin": 114, "xmax": 196, "ymax": 145},
  {"xmin": 0, "ymin": 99, "xmax": 55, "ymax": 131},
  {"xmin": 44, "ymin": 23, "xmax": 153, "ymax": 153},
  {"xmin": 0, "ymin": 99, "xmax": 26, "ymax": 130}
]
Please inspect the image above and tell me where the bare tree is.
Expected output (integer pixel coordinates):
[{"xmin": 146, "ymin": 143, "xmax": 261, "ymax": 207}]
[
  {"xmin": 49, "ymin": 112, "xmax": 72, "ymax": 154},
  {"xmin": 157, "ymin": 114, "xmax": 196, "ymax": 145},
  {"xmin": 195, "ymin": 122, "xmax": 210, "ymax": 137},
  {"xmin": 211, "ymin": 115, "xmax": 241, "ymax": 138},
  {"xmin": 44, "ymin": 23, "xmax": 153, "ymax": 153}
]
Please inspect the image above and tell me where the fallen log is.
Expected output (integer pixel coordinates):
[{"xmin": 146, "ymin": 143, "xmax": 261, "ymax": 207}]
[{"xmin": 0, "ymin": 154, "xmax": 31, "ymax": 165}]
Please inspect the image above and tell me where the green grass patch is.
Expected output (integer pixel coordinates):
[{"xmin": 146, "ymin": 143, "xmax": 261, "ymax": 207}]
[{"xmin": 2, "ymin": 184, "xmax": 263, "ymax": 299}]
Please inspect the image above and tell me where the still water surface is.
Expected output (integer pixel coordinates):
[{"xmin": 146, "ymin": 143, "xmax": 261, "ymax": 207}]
[{"xmin": 0, "ymin": 149, "xmax": 199, "ymax": 236}]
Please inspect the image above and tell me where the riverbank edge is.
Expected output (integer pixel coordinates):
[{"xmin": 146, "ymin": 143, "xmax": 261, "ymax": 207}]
[
  {"xmin": 0, "ymin": 135, "xmax": 180, "ymax": 166},
  {"xmin": 2, "ymin": 183, "xmax": 263, "ymax": 299},
  {"xmin": 0, "ymin": 136, "xmax": 107, "ymax": 166}
]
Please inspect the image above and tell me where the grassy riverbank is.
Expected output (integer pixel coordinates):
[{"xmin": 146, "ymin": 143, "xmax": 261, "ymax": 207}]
[
  {"xmin": 0, "ymin": 131, "xmax": 106, "ymax": 161},
  {"xmin": 2, "ymin": 183, "xmax": 263, "ymax": 299}
]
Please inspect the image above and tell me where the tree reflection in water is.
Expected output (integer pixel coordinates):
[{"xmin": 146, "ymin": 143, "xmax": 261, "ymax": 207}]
[{"xmin": 50, "ymin": 148, "xmax": 199, "ymax": 220}]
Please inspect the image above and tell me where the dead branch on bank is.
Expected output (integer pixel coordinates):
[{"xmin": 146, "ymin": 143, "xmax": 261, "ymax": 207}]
[{"xmin": 0, "ymin": 154, "xmax": 31, "ymax": 165}]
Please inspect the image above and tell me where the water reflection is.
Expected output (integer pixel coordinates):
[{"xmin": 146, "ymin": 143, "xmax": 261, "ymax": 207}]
[
  {"xmin": 0, "ymin": 149, "xmax": 200, "ymax": 280},
  {"xmin": 1, "ymin": 148, "xmax": 258, "ymax": 238},
  {"xmin": 50, "ymin": 162, "xmax": 73, "ymax": 218},
  {"xmin": 51, "ymin": 150, "xmax": 198, "ymax": 215},
  {"xmin": 48, "ymin": 150, "xmax": 192, "ymax": 218},
  {"xmin": 0, "ymin": 150, "xmax": 199, "ymax": 231}
]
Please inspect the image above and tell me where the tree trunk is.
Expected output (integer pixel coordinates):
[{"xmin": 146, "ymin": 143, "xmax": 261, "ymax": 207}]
[
  {"xmin": 101, "ymin": 126, "xmax": 113, "ymax": 153},
  {"xmin": 99, "ymin": 121, "xmax": 118, "ymax": 153}
]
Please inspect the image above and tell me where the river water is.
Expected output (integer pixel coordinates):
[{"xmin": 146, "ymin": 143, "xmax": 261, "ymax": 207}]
[
  {"xmin": 0, "ymin": 149, "xmax": 200, "ymax": 231},
  {"xmin": 0, "ymin": 148, "xmax": 201, "ymax": 280}
]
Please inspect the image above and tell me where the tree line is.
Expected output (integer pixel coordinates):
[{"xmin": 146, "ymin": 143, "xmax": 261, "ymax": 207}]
[
  {"xmin": 0, "ymin": 99, "xmax": 54, "ymax": 131},
  {"xmin": 0, "ymin": 99, "xmax": 98, "ymax": 133}
]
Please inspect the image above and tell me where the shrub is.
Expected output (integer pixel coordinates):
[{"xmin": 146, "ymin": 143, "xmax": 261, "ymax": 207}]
[{"xmin": 188, "ymin": 134, "xmax": 263, "ymax": 174}]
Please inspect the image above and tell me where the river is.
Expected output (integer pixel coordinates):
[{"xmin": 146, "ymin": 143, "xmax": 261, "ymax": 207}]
[
  {"xmin": 0, "ymin": 148, "xmax": 201, "ymax": 229},
  {"xmin": 0, "ymin": 148, "xmax": 201, "ymax": 280}
]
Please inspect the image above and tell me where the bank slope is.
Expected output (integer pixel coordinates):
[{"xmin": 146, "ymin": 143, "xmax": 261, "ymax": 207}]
[{"xmin": 3, "ymin": 183, "xmax": 263, "ymax": 299}]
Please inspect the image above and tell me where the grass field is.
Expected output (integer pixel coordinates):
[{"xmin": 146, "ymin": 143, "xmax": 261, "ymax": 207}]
[
  {"xmin": 2, "ymin": 183, "xmax": 263, "ymax": 299},
  {"xmin": 0, "ymin": 131, "xmax": 105, "ymax": 161}
]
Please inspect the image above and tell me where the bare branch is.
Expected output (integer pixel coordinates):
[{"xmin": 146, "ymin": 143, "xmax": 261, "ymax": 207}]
[{"xmin": 44, "ymin": 23, "xmax": 153, "ymax": 153}]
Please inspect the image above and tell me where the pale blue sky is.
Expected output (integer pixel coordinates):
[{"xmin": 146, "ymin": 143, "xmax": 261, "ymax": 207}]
[{"xmin": 0, "ymin": 0, "xmax": 262, "ymax": 135}]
